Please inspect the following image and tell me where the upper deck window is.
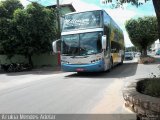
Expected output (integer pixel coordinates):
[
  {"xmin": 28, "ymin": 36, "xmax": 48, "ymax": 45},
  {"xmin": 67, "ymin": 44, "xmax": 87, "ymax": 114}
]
[{"xmin": 62, "ymin": 11, "xmax": 102, "ymax": 32}]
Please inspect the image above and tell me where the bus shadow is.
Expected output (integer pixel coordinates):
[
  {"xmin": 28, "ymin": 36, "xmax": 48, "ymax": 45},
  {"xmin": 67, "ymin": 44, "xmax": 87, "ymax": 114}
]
[{"xmin": 65, "ymin": 62, "xmax": 138, "ymax": 78}]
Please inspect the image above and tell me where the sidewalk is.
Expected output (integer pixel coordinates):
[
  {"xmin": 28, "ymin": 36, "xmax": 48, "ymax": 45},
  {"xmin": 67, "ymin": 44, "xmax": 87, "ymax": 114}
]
[
  {"xmin": 0, "ymin": 65, "xmax": 63, "ymax": 75},
  {"xmin": 0, "ymin": 66, "xmax": 64, "ymax": 90},
  {"xmin": 31, "ymin": 65, "xmax": 63, "ymax": 75}
]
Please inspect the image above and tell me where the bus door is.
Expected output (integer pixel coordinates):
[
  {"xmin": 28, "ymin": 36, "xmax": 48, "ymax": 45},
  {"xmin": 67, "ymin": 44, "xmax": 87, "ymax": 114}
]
[
  {"xmin": 111, "ymin": 28, "xmax": 120, "ymax": 65},
  {"xmin": 103, "ymin": 25, "xmax": 110, "ymax": 70},
  {"xmin": 111, "ymin": 41, "xmax": 119, "ymax": 65}
]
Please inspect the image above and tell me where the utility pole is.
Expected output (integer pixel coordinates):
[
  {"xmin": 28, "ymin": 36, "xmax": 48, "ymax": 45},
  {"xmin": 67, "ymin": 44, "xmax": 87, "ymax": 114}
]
[
  {"xmin": 57, "ymin": 0, "xmax": 61, "ymax": 38},
  {"xmin": 56, "ymin": 0, "xmax": 61, "ymax": 66}
]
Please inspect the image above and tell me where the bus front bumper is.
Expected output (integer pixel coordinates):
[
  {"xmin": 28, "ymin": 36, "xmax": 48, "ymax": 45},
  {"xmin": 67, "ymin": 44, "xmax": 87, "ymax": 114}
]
[{"xmin": 61, "ymin": 61, "xmax": 105, "ymax": 72}]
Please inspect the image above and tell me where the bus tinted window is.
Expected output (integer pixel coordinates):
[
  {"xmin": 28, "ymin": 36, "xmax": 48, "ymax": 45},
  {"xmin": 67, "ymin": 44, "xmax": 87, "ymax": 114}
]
[
  {"xmin": 62, "ymin": 11, "xmax": 102, "ymax": 31},
  {"xmin": 80, "ymin": 32, "xmax": 102, "ymax": 55},
  {"xmin": 61, "ymin": 32, "xmax": 102, "ymax": 56},
  {"xmin": 61, "ymin": 34, "xmax": 79, "ymax": 55}
]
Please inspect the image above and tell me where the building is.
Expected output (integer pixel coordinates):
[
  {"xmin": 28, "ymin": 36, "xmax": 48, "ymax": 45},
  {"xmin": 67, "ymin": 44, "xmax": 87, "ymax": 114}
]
[{"xmin": 151, "ymin": 39, "xmax": 160, "ymax": 52}]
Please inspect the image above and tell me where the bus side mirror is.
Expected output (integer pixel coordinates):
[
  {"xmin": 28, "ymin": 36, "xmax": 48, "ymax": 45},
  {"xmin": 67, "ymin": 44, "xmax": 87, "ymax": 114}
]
[
  {"xmin": 52, "ymin": 39, "xmax": 60, "ymax": 53},
  {"xmin": 102, "ymin": 35, "xmax": 107, "ymax": 50}
]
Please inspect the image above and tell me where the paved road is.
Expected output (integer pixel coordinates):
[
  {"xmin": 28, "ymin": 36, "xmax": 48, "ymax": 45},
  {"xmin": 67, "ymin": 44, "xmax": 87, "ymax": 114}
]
[{"xmin": 0, "ymin": 57, "xmax": 159, "ymax": 115}]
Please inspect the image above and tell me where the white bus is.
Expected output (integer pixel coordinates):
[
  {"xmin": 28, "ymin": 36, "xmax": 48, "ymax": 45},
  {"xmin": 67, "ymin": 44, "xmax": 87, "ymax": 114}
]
[{"xmin": 52, "ymin": 9, "xmax": 125, "ymax": 72}]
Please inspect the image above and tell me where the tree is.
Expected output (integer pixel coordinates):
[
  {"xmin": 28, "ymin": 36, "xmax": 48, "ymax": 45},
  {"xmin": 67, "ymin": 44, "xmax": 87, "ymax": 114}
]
[
  {"xmin": 0, "ymin": 0, "xmax": 58, "ymax": 67},
  {"xmin": 0, "ymin": 5, "xmax": 7, "ymax": 18},
  {"xmin": 0, "ymin": 18, "xmax": 18, "ymax": 56},
  {"xmin": 13, "ymin": 3, "xmax": 57, "ymax": 66},
  {"xmin": 0, "ymin": 0, "xmax": 23, "ymax": 18},
  {"xmin": 104, "ymin": 0, "xmax": 160, "ymax": 41},
  {"xmin": 125, "ymin": 16, "xmax": 158, "ymax": 56},
  {"xmin": 0, "ymin": 0, "xmax": 23, "ymax": 57}
]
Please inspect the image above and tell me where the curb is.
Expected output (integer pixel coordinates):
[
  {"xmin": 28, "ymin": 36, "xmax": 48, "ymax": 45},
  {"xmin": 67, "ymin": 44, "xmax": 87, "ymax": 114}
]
[{"xmin": 123, "ymin": 78, "xmax": 160, "ymax": 119}]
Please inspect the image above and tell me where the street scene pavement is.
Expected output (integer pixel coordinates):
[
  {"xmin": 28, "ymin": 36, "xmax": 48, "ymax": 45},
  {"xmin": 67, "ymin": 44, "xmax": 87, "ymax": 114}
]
[{"xmin": 0, "ymin": 56, "xmax": 159, "ymax": 117}]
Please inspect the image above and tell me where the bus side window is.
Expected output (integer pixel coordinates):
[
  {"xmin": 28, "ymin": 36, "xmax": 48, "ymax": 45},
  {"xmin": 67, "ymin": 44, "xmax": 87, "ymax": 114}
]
[
  {"xmin": 111, "ymin": 41, "xmax": 115, "ymax": 53},
  {"xmin": 111, "ymin": 41, "xmax": 120, "ymax": 53}
]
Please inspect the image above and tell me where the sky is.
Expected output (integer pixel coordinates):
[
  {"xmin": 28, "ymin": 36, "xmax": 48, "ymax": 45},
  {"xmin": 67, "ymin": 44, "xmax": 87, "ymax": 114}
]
[{"xmin": 19, "ymin": 0, "xmax": 156, "ymax": 47}]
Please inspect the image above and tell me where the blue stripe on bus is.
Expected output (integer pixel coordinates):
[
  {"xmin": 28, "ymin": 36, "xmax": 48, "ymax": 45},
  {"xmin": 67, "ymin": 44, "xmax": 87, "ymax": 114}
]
[{"xmin": 61, "ymin": 60, "xmax": 105, "ymax": 72}]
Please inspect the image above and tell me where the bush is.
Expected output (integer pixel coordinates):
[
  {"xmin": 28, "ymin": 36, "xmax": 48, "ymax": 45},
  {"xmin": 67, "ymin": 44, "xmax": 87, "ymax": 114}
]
[{"xmin": 137, "ymin": 78, "xmax": 160, "ymax": 98}]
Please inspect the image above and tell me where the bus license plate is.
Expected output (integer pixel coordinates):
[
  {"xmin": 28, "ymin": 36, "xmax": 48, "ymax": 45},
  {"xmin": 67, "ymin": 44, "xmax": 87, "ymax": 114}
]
[{"xmin": 76, "ymin": 68, "xmax": 84, "ymax": 72}]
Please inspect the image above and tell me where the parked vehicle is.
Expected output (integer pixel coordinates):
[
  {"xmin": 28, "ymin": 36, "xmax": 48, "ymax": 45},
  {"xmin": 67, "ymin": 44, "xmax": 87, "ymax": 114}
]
[{"xmin": 125, "ymin": 52, "xmax": 134, "ymax": 60}]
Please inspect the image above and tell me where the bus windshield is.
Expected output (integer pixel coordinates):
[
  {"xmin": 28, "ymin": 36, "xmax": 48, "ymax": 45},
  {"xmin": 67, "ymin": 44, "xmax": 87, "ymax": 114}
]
[
  {"xmin": 61, "ymin": 32, "xmax": 102, "ymax": 56},
  {"xmin": 62, "ymin": 11, "xmax": 102, "ymax": 32}
]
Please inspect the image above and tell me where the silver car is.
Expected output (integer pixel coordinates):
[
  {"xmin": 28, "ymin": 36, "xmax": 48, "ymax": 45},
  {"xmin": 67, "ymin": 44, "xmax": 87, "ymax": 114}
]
[{"xmin": 125, "ymin": 52, "xmax": 134, "ymax": 60}]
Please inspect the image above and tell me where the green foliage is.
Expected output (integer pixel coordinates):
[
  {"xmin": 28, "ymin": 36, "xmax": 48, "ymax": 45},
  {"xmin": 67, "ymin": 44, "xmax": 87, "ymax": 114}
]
[
  {"xmin": 0, "ymin": 0, "xmax": 58, "ymax": 66},
  {"xmin": 125, "ymin": 16, "xmax": 158, "ymax": 56},
  {"xmin": 0, "ymin": 0, "xmax": 23, "ymax": 57},
  {"xmin": 0, "ymin": 18, "xmax": 18, "ymax": 56},
  {"xmin": 104, "ymin": 0, "xmax": 150, "ymax": 7},
  {"xmin": 0, "ymin": 0, "xmax": 23, "ymax": 18},
  {"xmin": 13, "ymin": 3, "xmax": 57, "ymax": 66},
  {"xmin": 104, "ymin": 0, "xmax": 160, "ymax": 45},
  {"xmin": 0, "ymin": 5, "xmax": 7, "ymax": 18},
  {"xmin": 137, "ymin": 78, "xmax": 160, "ymax": 98}
]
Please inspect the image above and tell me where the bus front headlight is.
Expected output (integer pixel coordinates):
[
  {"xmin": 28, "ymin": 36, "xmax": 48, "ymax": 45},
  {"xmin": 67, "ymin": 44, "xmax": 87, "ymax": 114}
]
[{"xmin": 91, "ymin": 58, "xmax": 102, "ymax": 63}]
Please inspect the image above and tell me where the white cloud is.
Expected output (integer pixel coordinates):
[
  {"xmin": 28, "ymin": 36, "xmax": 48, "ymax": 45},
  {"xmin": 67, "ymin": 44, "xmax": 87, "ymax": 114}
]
[{"xmin": 124, "ymin": 31, "xmax": 133, "ymax": 47}]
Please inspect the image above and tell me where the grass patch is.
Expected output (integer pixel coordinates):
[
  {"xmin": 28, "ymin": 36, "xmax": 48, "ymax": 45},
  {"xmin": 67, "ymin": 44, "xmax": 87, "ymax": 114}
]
[{"xmin": 137, "ymin": 78, "xmax": 160, "ymax": 98}]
